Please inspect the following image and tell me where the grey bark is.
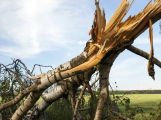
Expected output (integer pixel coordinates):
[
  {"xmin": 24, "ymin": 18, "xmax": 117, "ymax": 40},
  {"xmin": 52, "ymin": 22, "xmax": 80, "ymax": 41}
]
[{"xmin": 94, "ymin": 49, "xmax": 124, "ymax": 120}]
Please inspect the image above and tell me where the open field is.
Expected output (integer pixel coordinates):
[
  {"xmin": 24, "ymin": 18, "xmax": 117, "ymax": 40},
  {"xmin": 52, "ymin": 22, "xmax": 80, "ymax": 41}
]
[
  {"xmin": 113, "ymin": 94, "xmax": 161, "ymax": 120},
  {"xmin": 118, "ymin": 94, "xmax": 161, "ymax": 108},
  {"xmin": 1, "ymin": 94, "xmax": 161, "ymax": 119},
  {"xmin": 35, "ymin": 94, "xmax": 161, "ymax": 119}
]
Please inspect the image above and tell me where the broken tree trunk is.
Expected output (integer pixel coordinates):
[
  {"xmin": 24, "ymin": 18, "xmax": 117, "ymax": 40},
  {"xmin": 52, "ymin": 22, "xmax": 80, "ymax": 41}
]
[{"xmin": 1, "ymin": 0, "xmax": 161, "ymax": 119}]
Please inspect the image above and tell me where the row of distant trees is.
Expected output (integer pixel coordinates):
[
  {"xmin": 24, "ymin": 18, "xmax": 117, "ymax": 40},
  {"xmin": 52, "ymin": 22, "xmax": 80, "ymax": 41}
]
[{"xmin": 111, "ymin": 90, "xmax": 161, "ymax": 94}]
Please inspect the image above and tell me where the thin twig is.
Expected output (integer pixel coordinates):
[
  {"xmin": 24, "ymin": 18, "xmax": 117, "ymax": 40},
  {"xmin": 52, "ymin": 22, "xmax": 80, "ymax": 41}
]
[
  {"xmin": 31, "ymin": 64, "xmax": 54, "ymax": 74},
  {"xmin": 0, "ymin": 63, "xmax": 25, "ymax": 89},
  {"xmin": 91, "ymin": 77, "xmax": 100, "ymax": 87},
  {"xmin": 78, "ymin": 108, "xmax": 90, "ymax": 111},
  {"xmin": 16, "ymin": 59, "xmax": 33, "ymax": 76},
  {"xmin": 111, "ymin": 110, "xmax": 132, "ymax": 120},
  {"xmin": 73, "ymin": 82, "xmax": 86, "ymax": 120}
]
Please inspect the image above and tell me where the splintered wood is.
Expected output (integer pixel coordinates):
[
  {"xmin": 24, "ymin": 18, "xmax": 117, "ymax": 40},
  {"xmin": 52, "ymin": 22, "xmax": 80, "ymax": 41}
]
[
  {"xmin": 148, "ymin": 19, "xmax": 155, "ymax": 80},
  {"xmin": 62, "ymin": 0, "xmax": 161, "ymax": 78}
]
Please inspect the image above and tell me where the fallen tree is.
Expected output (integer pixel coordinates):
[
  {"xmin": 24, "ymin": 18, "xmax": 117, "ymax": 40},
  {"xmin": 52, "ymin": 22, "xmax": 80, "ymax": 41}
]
[{"xmin": 1, "ymin": 0, "xmax": 161, "ymax": 119}]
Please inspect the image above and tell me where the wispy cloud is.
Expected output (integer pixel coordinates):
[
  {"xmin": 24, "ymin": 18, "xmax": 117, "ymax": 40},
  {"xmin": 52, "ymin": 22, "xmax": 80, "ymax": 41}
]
[
  {"xmin": 78, "ymin": 41, "xmax": 87, "ymax": 45},
  {"xmin": 0, "ymin": 0, "xmax": 93, "ymax": 58},
  {"xmin": 134, "ymin": 37, "xmax": 161, "ymax": 44},
  {"xmin": 111, "ymin": 58, "xmax": 142, "ymax": 77}
]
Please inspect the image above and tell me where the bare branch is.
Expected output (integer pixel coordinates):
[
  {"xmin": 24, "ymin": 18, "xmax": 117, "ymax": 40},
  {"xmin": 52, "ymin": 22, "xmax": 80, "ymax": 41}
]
[
  {"xmin": 77, "ymin": 77, "xmax": 99, "ymax": 92},
  {"xmin": 31, "ymin": 64, "xmax": 54, "ymax": 74},
  {"xmin": 0, "ymin": 84, "xmax": 37, "ymax": 112},
  {"xmin": 91, "ymin": 77, "xmax": 99, "ymax": 87},
  {"xmin": 111, "ymin": 111, "xmax": 132, "ymax": 120},
  {"xmin": 78, "ymin": 108, "xmax": 90, "ymax": 111},
  {"xmin": 16, "ymin": 59, "xmax": 33, "ymax": 76},
  {"xmin": 73, "ymin": 82, "xmax": 86, "ymax": 120},
  {"xmin": 127, "ymin": 45, "xmax": 161, "ymax": 68},
  {"xmin": 0, "ymin": 63, "xmax": 25, "ymax": 89}
]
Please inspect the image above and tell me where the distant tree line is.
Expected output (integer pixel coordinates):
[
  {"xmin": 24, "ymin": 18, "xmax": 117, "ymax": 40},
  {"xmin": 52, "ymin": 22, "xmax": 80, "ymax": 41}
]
[{"xmin": 111, "ymin": 90, "xmax": 161, "ymax": 94}]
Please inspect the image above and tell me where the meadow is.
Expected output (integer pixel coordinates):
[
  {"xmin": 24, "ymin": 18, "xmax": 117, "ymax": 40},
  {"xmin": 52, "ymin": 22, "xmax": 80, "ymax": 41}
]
[
  {"xmin": 34, "ymin": 94, "xmax": 161, "ymax": 120},
  {"xmin": 1, "ymin": 94, "xmax": 161, "ymax": 119},
  {"xmin": 112, "ymin": 94, "xmax": 161, "ymax": 120}
]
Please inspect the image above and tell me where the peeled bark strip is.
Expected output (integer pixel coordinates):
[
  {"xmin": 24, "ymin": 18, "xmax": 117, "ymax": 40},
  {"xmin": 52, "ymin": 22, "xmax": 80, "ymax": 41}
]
[
  {"xmin": 94, "ymin": 49, "xmax": 123, "ymax": 120},
  {"xmin": 147, "ymin": 19, "xmax": 155, "ymax": 80},
  {"xmin": 127, "ymin": 45, "xmax": 161, "ymax": 68}
]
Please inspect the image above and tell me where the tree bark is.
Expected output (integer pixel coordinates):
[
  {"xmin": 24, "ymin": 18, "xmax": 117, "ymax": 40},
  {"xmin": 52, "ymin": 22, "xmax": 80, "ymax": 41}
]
[
  {"xmin": 11, "ymin": 91, "xmax": 43, "ymax": 120},
  {"xmin": 31, "ymin": 68, "xmax": 94, "ymax": 119},
  {"xmin": 10, "ymin": 70, "xmax": 86, "ymax": 119},
  {"xmin": 31, "ymin": 85, "xmax": 67, "ymax": 120},
  {"xmin": 10, "ymin": 45, "xmax": 90, "ymax": 119},
  {"xmin": 94, "ymin": 49, "xmax": 124, "ymax": 120}
]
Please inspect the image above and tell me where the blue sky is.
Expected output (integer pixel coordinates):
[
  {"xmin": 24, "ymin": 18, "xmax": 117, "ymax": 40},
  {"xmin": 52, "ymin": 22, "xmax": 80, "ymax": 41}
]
[{"xmin": 0, "ymin": 0, "xmax": 161, "ymax": 90}]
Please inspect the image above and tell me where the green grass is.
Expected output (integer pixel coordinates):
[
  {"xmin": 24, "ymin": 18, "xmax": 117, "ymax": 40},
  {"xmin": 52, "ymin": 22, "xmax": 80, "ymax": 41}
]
[
  {"xmin": 36, "ymin": 97, "xmax": 43, "ymax": 105},
  {"xmin": 3, "ymin": 94, "xmax": 158, "ymax": 120},
  {"xmin": 113, "ymin": 94, "xmax": 161, "ymax": 120},
  {"xmin": 117, "ymin": 94, "xmax": 161, "ymax": 108}
]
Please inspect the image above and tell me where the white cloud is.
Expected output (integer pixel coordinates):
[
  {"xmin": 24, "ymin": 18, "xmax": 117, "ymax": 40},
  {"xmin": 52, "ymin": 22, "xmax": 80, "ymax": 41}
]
[
  {"xmin": 134, "ymin": 37, "xmax": 161, "ymax": 44},
  {"xmin": 0, "ymin": 0, "xmax": 93, "ymax": 58},
  {"xmin": 78, "ymin": 41, "xmax": 87, "ymax": 45},
  {"xmin": 112, "ymin": 58, "xmax": 139, "ymax": 71}
]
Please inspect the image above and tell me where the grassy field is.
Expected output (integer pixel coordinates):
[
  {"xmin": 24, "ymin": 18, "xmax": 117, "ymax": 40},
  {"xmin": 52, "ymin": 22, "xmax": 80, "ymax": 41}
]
[
  {"xmin": 118, "ymin": 94, "xmax": 161, "ymax": 108},
  {"xmin": 1, "ymin": 94, "xmax": 160, "ymax": 119},
  {"xmin": 35, "ymin": 94, "xmax": 161, "ymax": 119},
  {"xmin": 113, "ymin": 94, "xmax": 161, "ymax": 120}
]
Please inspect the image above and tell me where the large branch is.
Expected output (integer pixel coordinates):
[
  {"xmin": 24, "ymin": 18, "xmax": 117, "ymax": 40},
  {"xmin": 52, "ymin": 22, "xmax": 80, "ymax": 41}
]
[
  {"xmin": 94, "ymin": 49, "xmax": 123, "ymax": 120},
  {"xmin": 127, "ymin": 45, "xmax": 161, "ymax": 68}
]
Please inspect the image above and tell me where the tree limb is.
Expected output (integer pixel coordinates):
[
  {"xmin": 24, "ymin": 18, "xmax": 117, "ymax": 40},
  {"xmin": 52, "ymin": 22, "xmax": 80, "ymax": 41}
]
[
  {"xmin": 126, "ymin": 45, "xmax": 161, "ymax": 68},
  {"xmin": 0, "ymin": 63, "xmax": 26, "ymax": 89},
  {"xmin": 73, "ymin": 82, "xmax": 86, "ymax": 120},
  {"xmin": 0, "ymin": 84, "xmax": 37, "ymax": 112},
  {"xmin": 111, "ymin": 111, "xmax": 132, "ymax": 120},
  {"xmin": 91, "ymin": 77, "xmax": 99, "ymax": 87},
  {"xmin": 94, "ymin": 49, "xmax": 123, "ymax": 120},
  {"xmin": 16, "ymin": 59, "xmax": 33, "ymax": 76}
]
